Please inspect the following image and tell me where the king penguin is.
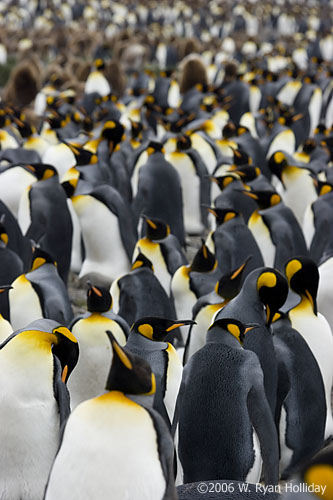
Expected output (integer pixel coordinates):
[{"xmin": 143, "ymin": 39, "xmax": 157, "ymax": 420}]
[
  {"xmin": 0, "ymin": 285, "xmax": 13, "ymax": 341},
  {"xmin": 17, "ymin": 163, "xmax": 73, "ymax": 283},
  {"xmin": 132, "ymin": 215, "xmax": 187, "ymax": 296},
  {"xmin": 184, "ymin": 258, "xmax": 250, "ymax": 364},
  {"xmin": 0, "ymin": 318, "xmax": 78, "ymax": 500},
  {"xmin": 176, "ymin": 318, "xmax": 279, "ymax": 485},
  {"xmin": 44, "ymin": 334, "xmax": 178, "ymax": 500},
  {"xmin": 285, "ymin": 256, "xmax": 333, "ymax": 441},
  {"xmin": 71, "ymin": 183, "xmax": 137, "ymax": 286},
  {"xmin": 68, "ymin": 283, "xmax": 129, "ymax": 409},
  {"xmin": 215, "ymin": 267, "xmax": 289, "ymax": 414},
  {"xmin": 205, "ymin": 207, "xmax": 264, "ymax": 280},
  {"xmin": 272, "ymin": 311, "xmax": 326, "ymax": 478},
  {"xmin": 126, "ymin": 317, "xmax": 194, "ymax": 427},
  {"xmin": 8, "ymin": 247, "xmax": 73, "ymax": 330}
]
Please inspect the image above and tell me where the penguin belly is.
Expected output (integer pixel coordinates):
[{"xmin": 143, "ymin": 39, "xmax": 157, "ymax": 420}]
[
  {"xmin": 166, "ymin": 152, "xmax": 203, "ymax": 235},
  {"xmin": 246, "ymin": 430, "xmax": 263, "ymax": 483},
  {"xmin": 289, "ymin": 306, "xmax": 333, "ymax": 439},
  {"xmin": 318, "ymin": 257, "xmax": 333, "ymax": 333},
  {"xmin": 190, "ymin": 133, "xmax": 216, "ymax": 174},
  {"xmin": 42, "ymin": 144, "xmax": 76, "ymax": 180},
  {"xmin": 185, "ymin": 303, "xmax": 223, "ymax": 362},
  {"xmin": 68, "ymin": 316, "xmax": 127, "ymax": 409},
  {"xmin": 9, "ymin": 276, "xmax": 43, "ymax": 330},
  {"xmin": 280, "ymin": 169, "xmax": 317, "ymax": 227},
  {"xmin": 302, "ymin": 205, "xmax": 316, "ymax": 250},
  {"xmin": 171, "ymin": 268, "xmax": 196, "ymax": 344},
  {"xmin": 248, "ymin": 213, "xmax": 275, "ymax": 267},
  {"xmin": 45, "ymin": 392, "xmax": 166, "ymax": 500},
  {"xmin": 17, "ymin": 187, "xmax": 32, "ymax": 236},
  {"xmin": 67, "ymin": 199, "xmax": 82, "ymax": 274},
  {"xmin": 131, "ymin": 151, "xmax": 148, "ymax": 198},
  {"xmin": 132, "ymin": 240, "xmax": 171, "ymax": 296},
  {"xmin": 266, "ymin": 129, "xmax": 295, "ymax": 159},
  {"xmin": 279, "ymin": 406, "xmax": 294, "ymax": 475},
  {"xmin": 0, "ymin": 168, "xmax": 36, "ymax": 218},
  {"xmin": 73, "ymin": 195, "xmax": 130, "ymax": 284},
  {"xmin": 164, "ymin": 344, "xmax": 183, "ymax": 423},
  {"xmin": 0, "ymin": 315, "xmax": 12, "ymax": 342},
  {"xmin": 0, "ymin": 344, "xmax": 59, "ymax": 500}
]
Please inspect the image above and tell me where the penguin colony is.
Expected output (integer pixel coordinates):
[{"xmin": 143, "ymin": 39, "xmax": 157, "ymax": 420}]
[{"xmin": 0, "ymin": 0, "xmax": 332, "ymax": 499}]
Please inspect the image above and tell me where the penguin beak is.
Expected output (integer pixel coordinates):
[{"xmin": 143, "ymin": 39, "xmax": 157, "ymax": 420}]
[
  {"xmin": 236, "ymin": 189, "xmax": 258, "ymax": 200},
  {"xmin": 0, "ymin": 285, "xmax": 13, "ymax": 293},
  {"xmin": 165, "ymin": 320, "xmax": 196, "ymax": 332},
  {"xmin": 244, "ymin": 323, "xmax": 260, "ymax": 334},
  {"xmin": 230, "ymin": 257, "xmax": 252, "ymax": 280}
]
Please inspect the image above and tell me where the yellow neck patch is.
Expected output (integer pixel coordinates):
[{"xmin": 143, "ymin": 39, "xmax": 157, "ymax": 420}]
[
  {"xmin": 138, "ymin": 323, "xmax": 154, "ymax": 340},
  {"xmin": 285, "ymin": 259, "xmax": 302, "ymax": 284},
  {"xmin": 53, "ymin": 326, "xmax": 77, "ymax": 344},
  {"xmin": 227, "ymin": 323, "xmax": 242, "ymax": 344},
  {"xmin": 31, "ymin": 257, "xmax": 46, "ymax": 271},
  {"xmin": 274, "ymin": 151, "xmax": 285, "ymax": 164},
  {"xmin": 0, "ymin": 233, "xmax": 8, "ymax": 245}
]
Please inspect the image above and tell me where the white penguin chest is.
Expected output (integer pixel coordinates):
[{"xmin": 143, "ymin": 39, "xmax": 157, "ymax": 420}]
[
  {"xmin": 46, "ymin": 394, "xmax": 166, "ymax": 500},
  {"xmin": 248, "ymin": 213, "xmax": 275, "ymax": 267}
]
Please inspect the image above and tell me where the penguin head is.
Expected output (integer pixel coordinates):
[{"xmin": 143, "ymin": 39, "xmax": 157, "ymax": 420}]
[
  {"xmin": 142, "ymin": 215, "xmax": 170, "ymax": 240},
  {"xmin": 176, "ymin": 134, "xmax": 192, "ymax": 151},
  {"xmin": 105, "ymin": 333, "xmax": 156, "ymax": 395},
  {"xmin": 30, "ymin": 247, "xmax": 57, "ymax": 272},
  {"xmin": 210, "ymin": 173, "xmax": 240, "ymax": 191},
  {"xmin": 239, "ymin": 188, "xmax": 281, "ymax": 209},
  {"xmin": 65, "ymin": 143, "xmax": 98, "ymax": 166},
  {"xmin": 256, "ymin": 268, "xmax": 289, "ymax": 326},
  {"xmin": 228, "ymin": 165, "xmax": 261, "ymax": 182},
  {"xmin": 285, "ymin": 256, "xmax": 319, "ymax": 315},
  {"xmin": 87, "ymin": 283, "xmax": 112, "ymax": 313},
  {"xmin": 233, "ymin": 148, "xmax": 251, "ymax": 166},
  {"xmin": 190, "ymin": 240, "xmax": 217, "ymax": 273},
  {"xmin": 131, "ymin": 252, "xmax": 154, "ymax": 272},
  {"xmin": 146, "ymin": 141, "xmax": 165, "ymax": 155},
  {"xmin": 25, "ymin": 163, "xmax": 57, "ymax": 181},
  {"xmin": 299, "ymin": 445, "xmax": 333, "ymax": 500},
  {"xmin": 208, "ymin": 318, "xmax": 258, "ymax": 345},
  {"xmin": 101, "ymin": 120, "xmax": 125, "ymax": 153},
  {"xmin": 14, "ymin": 118, "xmax": 35, "ymax": 138},
  {"xmin": 222, "ymin": 122, "xmax": 237, "ymax": 139},
  {"xmin": 215, "ymin": 257, "xmax": 251, "ymax": 300},
  {"xmin": 268, "ymin": 151, "xmax": 288, "ymax": 182},
  {"xmin": 312, "ymin": 178, "xmax": 333, "ymax": 197},
  {"xmin": 130, "ymin": 120, "xmax": 143, "ymax": 140},
  {"xmin": 61, "ymin": 167, "xmax": 80, "ymax": 198},
  {"xmin": 94, "ymin": 58, "xmax": 105, "ymax": 71},
  {"xmin": 131, "ymin": 317, "xmax": 195, "ymax": 342},
  {"xmin": 51, "ymin": 325, "xmax": 79, "ymax": 383},
  {"xmin": 206, "ymin": 207, "xmax": 239, "ymax": 226}
]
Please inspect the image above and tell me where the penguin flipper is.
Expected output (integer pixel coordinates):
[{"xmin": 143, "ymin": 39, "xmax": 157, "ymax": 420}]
[
  {"xmin": 53, "ymin": 355, "xmax": 71, "ymax": 428},
  {"xmin": 144, "ymin": 406, "xmax": 178, "ymax": 500},
  {"xmin": 246, "ymin": 358, "xmax": 279, "ymax": 486}
]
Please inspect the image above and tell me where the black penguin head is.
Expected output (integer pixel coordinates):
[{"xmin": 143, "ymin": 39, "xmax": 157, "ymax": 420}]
[
  {"xmin": 30, "ymin": 247, "xmax": 57, "ymax": 272},
  {"xmin": 131, "ymin": 252, "xmax": 154, "ymax": 271},
  {"xmin": 313, "ymin": 179, "xmax": 333, "ymax": 197},
  {"xmin": 25, "ymin": 163, "xmax": 57, "ymax": 181},
  {"xmin": 105, "ymin": 333, "xmax": 156, "ymax": 395},
  {"xmin": 130, "ymin": 120, "xmax": 143, "ymax": 139},
  {"xmin": 190, "ymin": 240, "xmax": 217, "ymax": 273},
  {"xmin": 51, "ymin": 325, "xmax": 79, "ymax": 383},
  {"xmin": 229, "ymin": 165, "xmax": 261, "ymax": 182},
  {"xmin": 94, "ymin": 58, "xmax": 105, "ymax": 70},
  {"xmin": 233, "ymin": 148, "xmax": 251, "ymax": 166},
  {"xmin": 65, "ymin": 143, "xmax": 98, "ymax": 166},
  {"xmin": 87, "ymin": 283, "xmax": 112, "ymax": 312},
  {"xmin": 14, "ymin": 118, "xmax": 35, "ymax": 138},
  {"xmin": 131, "ymin": 317, "xmax": 195, "ymax": 342},
  {"xmin": 268, "ymin": 151, "xmax": 288, "ymax": 182},
  {"xmin": 239, "ymin": 189, "xmax": 281, "ymax": 209},
  {"xmin": 210, "ymin": 173, "xmax": 239, "ymax": 191},
  {"xmin": 299, "ymin": 445, "xmax": 333, "ymax": 500},
  {"xmin": 206, "ymin": 207, "xmax": 239, "ymax": 226},
  {"xmin": 215, "ymin": 257, "xmax": 251, "ymax": 300},
  {"xmin": 101, "ymin": 120, "xmax": 125, "ymax": 153},
  {"xmin": 146, "ymin": 141, "xmax": 165, "ymax": 155},
  {"xmin": 256, "ymin": 268, "xmax": 289, "ymax": 326},
  {"xmin": 285, "ymin": 256, "xmax": 319, "ymax": 315},
  {"xmin": 208, "ymin": 318, "xmax": 258, "ymax": 346},
  {"xmin": 142, "ymin": 215, "xmax": 170, "ymax": 240},
  {"xmin": 222, "ymin": 122, "xmax": 237, "ymax": 138},
  {"xmin": 176, "ymin": 134, "xmax": 192, "ymax": 151}
]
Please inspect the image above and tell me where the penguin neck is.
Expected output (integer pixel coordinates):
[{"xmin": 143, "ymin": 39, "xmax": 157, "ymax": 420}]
[
  {"xmin": 206, "ymin": 328, "xmax": 242, "ymax": 349},
  {"xmin": 292, "ymin": 294, "xmax": 316, "ymax": 316},
  {"xmin": 249, "ymin": 209, "xmax": 261, "ymax": 225}
]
